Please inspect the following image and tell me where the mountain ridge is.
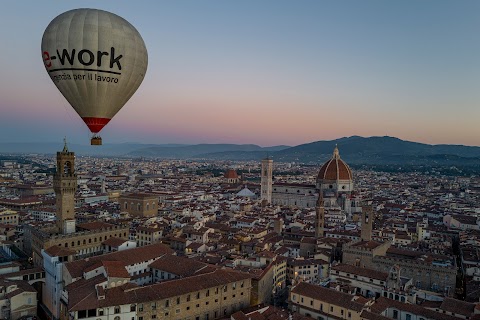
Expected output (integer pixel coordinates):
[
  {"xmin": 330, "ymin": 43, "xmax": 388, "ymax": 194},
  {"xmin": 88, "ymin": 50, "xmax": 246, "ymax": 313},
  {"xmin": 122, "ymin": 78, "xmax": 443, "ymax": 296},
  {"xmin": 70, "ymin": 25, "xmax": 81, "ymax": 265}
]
[{"xmin": 0, "ymin": 137, "xmax": 479, "ymax": 168}]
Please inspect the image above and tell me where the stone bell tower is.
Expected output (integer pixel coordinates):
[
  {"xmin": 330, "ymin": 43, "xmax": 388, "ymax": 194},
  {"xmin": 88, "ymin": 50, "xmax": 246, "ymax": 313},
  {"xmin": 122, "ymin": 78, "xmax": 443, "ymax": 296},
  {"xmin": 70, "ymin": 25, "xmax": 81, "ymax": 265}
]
[
  {"xmin": 53, "ymin": 139, "xmax": 77, "ymax": 234},
  {"xmin": 361, "ymin": 205, "xmax": 373, "ymax": 241},
  {"xmin": 315, "ymin": 193, "xmax": 325, "ymax": 238},
  {"xmin": 260, "ymin": 157, "xmax": 273, "ymax": 204}
]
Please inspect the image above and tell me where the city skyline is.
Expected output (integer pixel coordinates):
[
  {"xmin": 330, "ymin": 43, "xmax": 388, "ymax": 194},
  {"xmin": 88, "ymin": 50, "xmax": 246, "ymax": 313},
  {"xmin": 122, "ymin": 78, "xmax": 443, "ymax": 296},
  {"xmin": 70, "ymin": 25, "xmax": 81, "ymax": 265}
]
[{"xmin": 1, "ymin": 0, "xmax": 479, "ymax": 147}]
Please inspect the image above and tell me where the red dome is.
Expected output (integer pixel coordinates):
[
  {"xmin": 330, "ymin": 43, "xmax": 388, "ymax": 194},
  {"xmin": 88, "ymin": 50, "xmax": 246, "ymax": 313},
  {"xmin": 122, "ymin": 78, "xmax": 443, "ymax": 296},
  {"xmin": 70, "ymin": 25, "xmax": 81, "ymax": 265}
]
[
  {"xmin": 317, "ymin": 146, "xmax": 352, "ymax": 181},
  {"xmin": 224, "ymin": 169, "xmax": 239, "ymax": 179}
]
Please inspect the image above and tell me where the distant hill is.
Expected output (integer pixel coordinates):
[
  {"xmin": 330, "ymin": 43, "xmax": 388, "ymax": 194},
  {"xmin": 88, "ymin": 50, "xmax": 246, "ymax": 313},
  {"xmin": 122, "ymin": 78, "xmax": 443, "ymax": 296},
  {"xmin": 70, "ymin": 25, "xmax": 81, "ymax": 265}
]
[
  {"xmin": 181, "ymin": 136, "xmax": 480, "ymax": 169},
  {"xmin": 0, "ymin": 142, "xmax": 289, "ymax": 157},
  {"xmin": 272, "ymin": 136, "xmax": 480, "ymax": 164},
  {"xmin": 0, "ymin": 137, "xmax": 479, "ymax": 170},
  {"xmin": 127, "ymin": 144, "xmax": 289, "ymax": 158},
  {"xmin": 0, "ymin": 142, "xmax": 185, "ymax": 156}
]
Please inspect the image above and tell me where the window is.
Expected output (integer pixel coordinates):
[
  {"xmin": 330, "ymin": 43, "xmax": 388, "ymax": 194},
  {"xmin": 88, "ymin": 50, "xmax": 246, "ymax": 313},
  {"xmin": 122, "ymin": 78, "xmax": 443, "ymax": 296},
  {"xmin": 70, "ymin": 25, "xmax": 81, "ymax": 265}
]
[
  {"xmin": 114, "ymin": 306, "xmax": 120, "ymax": 314},
  {"xmin": 393, "ymin": 310, "xmax": 398, "ymax": 319},
  {"xmin": 138, "ymin": 304, "xmax": 143, "ymax": 312},
  {"xmin": 177, "ymin": 297, "xmax": 180, "ymax": 304},
  {"xmin": 151, "ymin": 302, "xmax": 156, "ymax": 310},
  {"xmin": 130, "ymin": 304, "xmax": 136, "ymax": 312}
]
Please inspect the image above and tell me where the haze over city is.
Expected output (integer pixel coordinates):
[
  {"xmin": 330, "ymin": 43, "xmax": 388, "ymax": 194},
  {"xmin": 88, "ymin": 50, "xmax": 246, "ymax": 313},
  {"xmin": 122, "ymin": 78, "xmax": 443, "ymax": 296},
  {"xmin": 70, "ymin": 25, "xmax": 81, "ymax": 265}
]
[{"xmin": 0, "ymin": 0, "xmax": 479, "ymax": 146}]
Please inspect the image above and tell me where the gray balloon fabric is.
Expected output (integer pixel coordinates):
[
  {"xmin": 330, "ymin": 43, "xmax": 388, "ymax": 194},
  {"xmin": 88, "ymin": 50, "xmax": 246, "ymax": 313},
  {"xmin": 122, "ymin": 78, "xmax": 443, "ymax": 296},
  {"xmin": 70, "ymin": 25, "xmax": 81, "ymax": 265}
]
[{"xmin": 41, "ymin": 8, "xmax": 148, "ymax": 133}]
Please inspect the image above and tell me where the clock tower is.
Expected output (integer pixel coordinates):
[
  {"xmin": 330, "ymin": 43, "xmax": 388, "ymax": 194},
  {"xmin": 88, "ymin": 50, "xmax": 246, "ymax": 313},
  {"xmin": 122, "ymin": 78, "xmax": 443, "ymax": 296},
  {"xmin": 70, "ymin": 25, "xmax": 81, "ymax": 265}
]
[{"xmin": 53, "ymin": 139, "xmax": 77, "ymax": 234}]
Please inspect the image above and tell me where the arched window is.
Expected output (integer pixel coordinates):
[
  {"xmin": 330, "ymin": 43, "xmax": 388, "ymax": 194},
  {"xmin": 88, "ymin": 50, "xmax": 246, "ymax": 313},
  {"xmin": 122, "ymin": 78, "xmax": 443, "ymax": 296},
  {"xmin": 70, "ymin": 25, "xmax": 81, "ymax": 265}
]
[{"xmin": 63, "ymin": 161, "xmax": 72, "ymax": 174}]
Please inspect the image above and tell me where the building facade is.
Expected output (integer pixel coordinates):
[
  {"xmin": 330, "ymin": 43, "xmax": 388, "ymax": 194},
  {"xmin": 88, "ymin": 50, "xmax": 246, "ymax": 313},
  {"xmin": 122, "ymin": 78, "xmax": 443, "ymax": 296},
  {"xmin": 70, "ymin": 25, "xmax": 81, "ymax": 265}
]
[{"xmin": 119, "ymin": 193, "xmax": 158, "ymax": 217}]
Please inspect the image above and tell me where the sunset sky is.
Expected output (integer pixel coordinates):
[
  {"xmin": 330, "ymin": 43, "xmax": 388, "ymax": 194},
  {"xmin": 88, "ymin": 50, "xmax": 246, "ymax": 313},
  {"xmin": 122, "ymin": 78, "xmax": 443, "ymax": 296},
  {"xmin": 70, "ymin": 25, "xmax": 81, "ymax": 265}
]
[{"xmin": 0, "ymin": 1, "xmax": 479, "ymax": 147}]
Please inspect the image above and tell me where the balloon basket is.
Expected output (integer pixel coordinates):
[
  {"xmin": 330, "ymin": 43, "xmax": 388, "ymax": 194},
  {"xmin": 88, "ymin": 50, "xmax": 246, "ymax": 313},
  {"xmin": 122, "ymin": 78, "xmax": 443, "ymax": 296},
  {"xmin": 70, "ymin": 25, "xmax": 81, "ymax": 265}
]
[{"xmin": 91, "ymin": 136, "xmax": 102, "ymax": 145}]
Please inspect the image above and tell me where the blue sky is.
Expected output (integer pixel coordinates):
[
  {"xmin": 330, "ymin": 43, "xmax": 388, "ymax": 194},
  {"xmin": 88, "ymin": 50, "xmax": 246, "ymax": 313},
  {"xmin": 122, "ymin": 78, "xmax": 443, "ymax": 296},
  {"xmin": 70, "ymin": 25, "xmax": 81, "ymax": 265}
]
[{"xmin": 0, "ymin": 1, "xmax": 479, "ymax": 146}]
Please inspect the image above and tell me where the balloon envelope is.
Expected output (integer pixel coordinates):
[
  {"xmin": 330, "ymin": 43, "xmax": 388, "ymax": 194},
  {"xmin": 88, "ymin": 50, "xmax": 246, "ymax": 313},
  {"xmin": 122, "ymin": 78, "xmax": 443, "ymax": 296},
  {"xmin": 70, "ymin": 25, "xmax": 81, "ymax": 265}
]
[{"xmin": 41, "ymin": 8, "xmax": 148, "ymax": 133}]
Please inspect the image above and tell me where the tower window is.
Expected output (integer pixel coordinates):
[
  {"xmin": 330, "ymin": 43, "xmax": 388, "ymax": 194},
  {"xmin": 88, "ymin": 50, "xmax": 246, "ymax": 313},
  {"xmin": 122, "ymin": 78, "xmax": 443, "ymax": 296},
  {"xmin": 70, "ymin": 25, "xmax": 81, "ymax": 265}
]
[{"xmin": 63, "ymin": 161, "xmax": 72, "ymax": 174}]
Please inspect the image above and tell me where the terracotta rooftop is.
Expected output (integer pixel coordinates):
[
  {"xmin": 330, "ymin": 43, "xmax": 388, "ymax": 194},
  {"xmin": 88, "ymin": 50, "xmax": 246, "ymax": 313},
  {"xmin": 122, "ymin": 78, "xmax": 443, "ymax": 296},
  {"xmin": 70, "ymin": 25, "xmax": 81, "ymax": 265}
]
[
  {"xmin": 351, "ymin": 240, "xmax": 382, "ymax": 250},
  {"xmin": 149, "ymin": 254, "xmax": 216, "ymax": 277},
  {"xmin": 77, "ymin": 221, "xmax": 117, "ymax": 231},
  {"xmin": 102, "ymin": 260, "xmax": 130, "ymax": 279},
  {"xmin": 291, "ymin": 282, "xmax": 366, "ymax": 311},
  {"xmin": 332, "ymin": 264, "xmax": 388, "ymax": 281},
  {"xmin": 44, "ymin": 245, "xmax": 75, "ymax": 257},
  {"xmin": 65, "ymin": 243, "xmax": 174, "ymax": 278},
  {"xmin": 439, "ymin": 298, "xmax": 476, "ymax": 317},
  {"xmin": 67, "ymin": 268, "xmax": 251, "ymax": 312},
  {"xmin": 371, "ymin": 297, "xmax": 459, "ymax": 320}
]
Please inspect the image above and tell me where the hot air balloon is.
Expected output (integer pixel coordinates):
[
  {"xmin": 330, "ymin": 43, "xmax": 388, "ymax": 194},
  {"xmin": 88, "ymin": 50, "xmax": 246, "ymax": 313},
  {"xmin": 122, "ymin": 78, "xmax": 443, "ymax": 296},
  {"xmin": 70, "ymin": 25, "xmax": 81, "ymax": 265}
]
[{"xmin": 41, "ymin": 8, "xmax": 148, "ymax": 145}]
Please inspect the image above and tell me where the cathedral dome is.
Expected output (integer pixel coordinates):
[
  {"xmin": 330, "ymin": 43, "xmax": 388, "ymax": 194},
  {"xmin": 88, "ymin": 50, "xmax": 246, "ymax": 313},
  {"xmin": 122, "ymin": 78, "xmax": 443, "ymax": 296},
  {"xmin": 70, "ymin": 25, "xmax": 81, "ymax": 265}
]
[
  {"xmin": 224, "ymin": 169, "xmax": 239, "ymax": 179},
  {"xmin": 317, "ymin": 146, "xmax": 352, "ymax": 182}
]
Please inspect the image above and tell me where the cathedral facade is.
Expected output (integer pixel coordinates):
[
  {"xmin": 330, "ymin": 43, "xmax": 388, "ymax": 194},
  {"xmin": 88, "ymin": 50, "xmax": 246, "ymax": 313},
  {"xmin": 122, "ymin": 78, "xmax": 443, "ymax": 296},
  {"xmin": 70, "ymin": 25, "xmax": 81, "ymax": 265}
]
[{"xmin": 271, "ymin": 146, "xmax": 362, "ymax": 215}]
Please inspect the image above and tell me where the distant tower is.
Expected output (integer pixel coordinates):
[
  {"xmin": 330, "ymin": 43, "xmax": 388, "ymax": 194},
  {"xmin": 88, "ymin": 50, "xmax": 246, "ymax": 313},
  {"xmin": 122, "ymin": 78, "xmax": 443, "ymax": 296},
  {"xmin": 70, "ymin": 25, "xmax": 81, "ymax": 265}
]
[
  {"xmin": 101, "ymin": 179, "xmax": 106, "ymax": 194},
  {"xmin": 274, "ymin": 218, "xmax": 284, "ymax": 234},
  {"xmin": 53, "ymin": 139, "xmax": 77, "ymax": 234},
  {"xmin": 361, "ymin": 206, "xmax": 373, "ymax": 241},
  {"xmin": 260, "ymin": 157, "xmax": 273, "ymax": 204},
  {"xmin": 315, "ymin": 194, "xmax": 325, "ymax": 238}
]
